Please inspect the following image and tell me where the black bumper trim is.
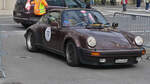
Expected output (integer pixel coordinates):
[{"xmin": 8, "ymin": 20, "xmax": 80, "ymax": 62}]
[{"xmin": 77, "ymin": 48, "xmax": 144, "ymax": 65}]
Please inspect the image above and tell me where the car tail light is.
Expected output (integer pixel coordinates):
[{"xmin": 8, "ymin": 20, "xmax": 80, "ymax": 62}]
[{"xmin": 91, "ymin": 52, "xmax": 101, "ymax": 56}]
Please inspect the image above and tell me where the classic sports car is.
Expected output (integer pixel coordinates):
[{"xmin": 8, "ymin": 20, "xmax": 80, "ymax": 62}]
[{"xmin": 25, "ymin": 8, "xmax": 146, "ymax": 67}]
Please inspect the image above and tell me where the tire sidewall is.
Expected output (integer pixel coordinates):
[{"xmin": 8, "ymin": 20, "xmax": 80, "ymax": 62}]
[
  {"xmin": 26, "ymin": 31, "xmax": 36, "ymax": 51},
  {"xmin": 65, "ymin": 41, "xmax": 80, "ymax": 67}
]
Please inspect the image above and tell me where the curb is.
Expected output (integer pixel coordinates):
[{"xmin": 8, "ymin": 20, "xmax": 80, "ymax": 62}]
[{"xmin": 0, "ymin": 10, "xmax": 12, "ymax": 16}]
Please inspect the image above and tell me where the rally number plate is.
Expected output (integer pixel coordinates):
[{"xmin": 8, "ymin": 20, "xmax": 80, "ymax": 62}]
[{"xmin": 115, "ymin": 59, "xmax": 128, "ymax": 63}]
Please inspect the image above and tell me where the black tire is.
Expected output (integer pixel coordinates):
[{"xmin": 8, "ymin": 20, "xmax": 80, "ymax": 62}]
[
  {"xmin": 26, "ymin": 31, "xmax": 37, "ymax": 52},
  {"xmin": 65, "ymin": 41, "xmax": 80, "ymax": 67},
  {"xmin": 21, "ymin": 23, "xmax": 31, "ymax": 28}
]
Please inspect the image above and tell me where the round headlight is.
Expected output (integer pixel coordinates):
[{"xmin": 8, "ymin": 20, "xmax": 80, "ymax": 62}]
[
  {"xmin": 87, "ymin": 36, "xmax": 96, "ymax": 47},
  {"xmin": 135, "ymin": 36, "xmax": 144, "ymax": 46}
]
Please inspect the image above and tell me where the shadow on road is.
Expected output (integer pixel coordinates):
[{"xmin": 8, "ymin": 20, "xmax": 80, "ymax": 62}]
[
  {"xmin": 30, "ymin": 48, "xmax": 136, "ymax": 70},
  {"xmin": 12, "ymin": 25, "xmax": 26, "ymax": 30},
  {"xmin": 81, "ymin": 64, "xmax": 135, "ymax": 70},
  {"xmin": 2, "ymin": 82, "xmax": 22, "ymax": 84},
  {"xmin": 34, "ymin": 49, "xmax": 66, "ymax": 63}
]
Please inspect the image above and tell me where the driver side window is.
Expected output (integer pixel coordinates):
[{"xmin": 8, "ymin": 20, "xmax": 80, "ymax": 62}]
[
  {"xmin": 47, "ymin": 12, "xmax": 61, "ymax": 27},
  {"xmin": 47, "ymin": 12, "xmax": 60, "ymax": 22},
  {"xmin": 40, "ymin": 11, "xmax": 61, "ymax": 27}
]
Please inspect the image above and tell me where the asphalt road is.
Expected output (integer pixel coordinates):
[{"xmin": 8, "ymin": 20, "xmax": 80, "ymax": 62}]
[{"xmin": 0, "ymin": 15, "xmax": 150, "ymax": 84}]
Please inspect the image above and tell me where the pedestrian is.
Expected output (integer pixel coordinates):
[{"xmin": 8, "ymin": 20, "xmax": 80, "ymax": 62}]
[
  {"xmin": 85, "ymin": 0, "xmax": 91, "ymax": 8},
  {"xmin": 145, "ymin": 0, "xmax": 150, "ymax": 11},
  {"xmin": 136, "ymin": 0, "xmax": 141, "ymax": 8},
  {"xmin": 31, "ymin": 0, "xmax": 48, "ymax": 16},
  {"xmin": 121, "ymin": 0, "xmax": 128, "ymax": 11},
  {"xmin": 25, "ymin": 0, "xmax": 31, "ymax": 11},
  {"xmin": 110, "ymin": 0, "xmax": 116, "ymax": 5},
  {"xmin": 90, "ymin": 0, "xmax": 94, "ymax": 6},
  {"xmin": 101, "ymin": 0, "xmax": 106, "ymax": 5}
]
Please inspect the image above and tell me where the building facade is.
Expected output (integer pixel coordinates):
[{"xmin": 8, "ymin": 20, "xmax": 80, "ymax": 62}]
[{"xmin": 0, "ymin": 0, "xmax": 16, "ymax": 10}]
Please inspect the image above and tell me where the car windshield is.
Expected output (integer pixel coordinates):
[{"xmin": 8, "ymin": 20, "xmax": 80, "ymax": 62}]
[
  {"xmin": 46, "ymin": 0, "xmax": 86, "ymax": 8},
  {"xmin": 62, "ymin": 10, "xmax": 108, "ymax": 28}
]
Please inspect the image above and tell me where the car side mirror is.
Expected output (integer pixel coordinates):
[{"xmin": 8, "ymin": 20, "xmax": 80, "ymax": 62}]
[
  {"xmin": 112, "ymin": 22, "xmax": 118, "ymax": 28},
  {"xmin": 50, "ymin": 21, "xmax": 59, "ymax": 29}
]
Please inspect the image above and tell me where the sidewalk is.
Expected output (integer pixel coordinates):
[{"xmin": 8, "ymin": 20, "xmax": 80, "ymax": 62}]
[
  {"xmin": 93, "ymin": 5, "xmax": 150, "ymax": 15},
  {"xmin": 0, "ymin": 10, "xmax": 12, "ymax": 15}
]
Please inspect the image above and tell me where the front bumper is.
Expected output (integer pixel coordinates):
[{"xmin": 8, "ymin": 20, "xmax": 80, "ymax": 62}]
[{"xmin": 78, "ymin": 48, "xmax": 145, "ymax": 65}]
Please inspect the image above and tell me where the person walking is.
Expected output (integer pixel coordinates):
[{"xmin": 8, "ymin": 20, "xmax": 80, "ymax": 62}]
[
  {"xmin": 101, "ymin": 0, "xmax": 106, "ymax": 5},
  {"xmin": 136, "ymin": 0, "xmax": 141, "ymax": 8},
  {"xmin": 110, "ymin": 0, "xmax": 116, "ymax": 5},
  {"xmin": 121, "ymin": 0, "xmax": 128, "ymax": 11},
  {"xmin": 145, "ymin": 0, "xmax": 150, "ymax": 11},
  {"xmin": 90, "ymin": 0, "xmax": 94, "ymax": 6},
  {"xmin": 25, "ymin": 0, "xmax": 31, "ymax": 11},
  {"xmin": 31, "ymin": 0, "xmax": 48, "ymax": 16}
]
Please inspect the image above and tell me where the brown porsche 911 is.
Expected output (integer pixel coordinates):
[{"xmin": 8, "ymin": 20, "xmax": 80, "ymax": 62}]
[{"xmin": 25, "ymin": 8, "xmax": 146, "ymax": 67}]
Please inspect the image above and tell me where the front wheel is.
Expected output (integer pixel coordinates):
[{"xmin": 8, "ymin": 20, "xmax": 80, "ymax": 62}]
[
  {"xmin": 65, "ymin": 41, "xmax": 80, "ymax": 67},
  {"xmin": 26, "ymin": 31, "xmax": 37, "ymax": 52}
]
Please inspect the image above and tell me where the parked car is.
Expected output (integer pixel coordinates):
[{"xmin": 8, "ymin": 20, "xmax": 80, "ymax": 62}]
[
  {"xmin": 13, "ymin": 0, "xmax": 86, "ymax": 28},
  {"xmin": 25, "ymin": 8, "xmax": 146, "ymax": 67}
]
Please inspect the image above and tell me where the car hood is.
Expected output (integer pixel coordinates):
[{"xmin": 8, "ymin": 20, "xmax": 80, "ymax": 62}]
[{"xmin": 74, "ymin": 28, "xmax": 133, "ymax": 49}]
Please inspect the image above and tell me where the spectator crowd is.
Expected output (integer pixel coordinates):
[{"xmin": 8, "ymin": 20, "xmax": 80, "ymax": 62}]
[{"xmin": 87, "ymin": 0, "xmax": 150, "ymax": 12}]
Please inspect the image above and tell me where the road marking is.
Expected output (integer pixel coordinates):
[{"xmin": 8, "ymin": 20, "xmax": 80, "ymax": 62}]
[
  {"xmin": 0, "ymin": 31, "xmax": 25, "ymax": 37},
  {"xmin": 0, "ymin": 31, "xmax": 25, "ymax": 33},
  {"xmin": 130, "ymin": 31, "xmax": 150, "ymax": 33},
  {"xmin": 102, "ymin": 12, "xmax": 114, "ymax": 15},
  {"xmin": 0, "ymin": 24, "xmax": 20, "ymax": 26},
  {"xmin": 0, "ymin": 16, "xmax": 12, "ymax": 19},
  {"xmin": 97, "ymin": 10, "xmax": 115, "ymax": 16}
]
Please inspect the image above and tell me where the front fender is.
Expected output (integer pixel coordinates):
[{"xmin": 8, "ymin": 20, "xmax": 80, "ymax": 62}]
[
  {"xmin": 25, "ymin": 24, "xmax": 43, "ymax": 44},
  {"xmin": 63, "ymin": 32, "xmax": 88, "ymax": 52},
  {"xmin": 63, "ymin": 34, "xmax": 81, "ymax": 48}
]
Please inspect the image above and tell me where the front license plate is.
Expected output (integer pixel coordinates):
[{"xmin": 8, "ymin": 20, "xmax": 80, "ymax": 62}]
[{"xmin": 115, "ymin": 59, "xmax": 128, "ymax": 63}]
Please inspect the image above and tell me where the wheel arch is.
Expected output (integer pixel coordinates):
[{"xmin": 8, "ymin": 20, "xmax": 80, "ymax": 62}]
[
  {"xmin": 63, "ymin": 37, "xmax": 81, "ymax": 53},
  {"xmin": 25, "ymin": 27, "xmax": 42, "ymax": 44},
  {"xmin": 25, "ymin": 28, "xmax": 33, "ymax": 38}
]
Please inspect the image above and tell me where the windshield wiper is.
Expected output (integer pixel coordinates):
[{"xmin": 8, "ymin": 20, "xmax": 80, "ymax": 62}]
[{"xmin": 85, "ymin": 23, "xmax": 110, "ymax": 29}]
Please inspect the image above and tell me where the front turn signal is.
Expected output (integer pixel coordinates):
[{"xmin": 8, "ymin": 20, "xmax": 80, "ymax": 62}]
[
  {"xmin": 142, "ymin": 50, "xmax": 146, "ymax": 55},
  {"xmin": 91, "ymin": 52, "xmax": 101, "ymax": 56}
]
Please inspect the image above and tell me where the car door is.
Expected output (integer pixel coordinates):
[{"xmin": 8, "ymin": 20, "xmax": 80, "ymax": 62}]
[{"xmin": 41, "ymin": 11, "xmax": 61, "ymax": 50}]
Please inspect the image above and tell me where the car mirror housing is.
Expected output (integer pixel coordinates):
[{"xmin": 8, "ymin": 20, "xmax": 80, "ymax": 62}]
[
  {"xmin": 50, "ymin": 21, "xmax": 60, "ymax": 29},
  {"xmin": 112, "ymin": 22, "xmax": 118, "ymax": 28}
]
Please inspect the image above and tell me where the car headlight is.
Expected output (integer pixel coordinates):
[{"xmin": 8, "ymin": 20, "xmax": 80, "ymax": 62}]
[
  {"xmin": 135, "ymin": 36, "xmax": 144, "ymax": 46},
  {"xmin": 87, "ymin": 36, "xmax": 96, "ymax": 47}
]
